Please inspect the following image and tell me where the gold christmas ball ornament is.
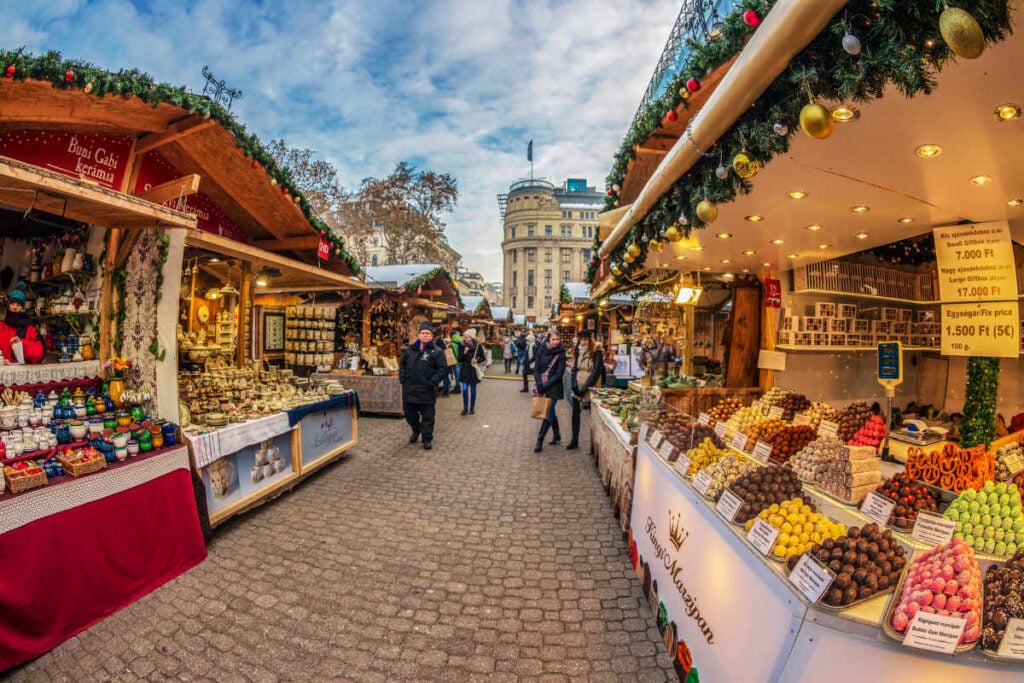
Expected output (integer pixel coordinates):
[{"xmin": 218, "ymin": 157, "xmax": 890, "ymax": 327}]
[
  {"xmin": 611, "ymin": 263, "xmax": 623, "ymax": 277},
  {"xmin": 650, "ymin": 239, "xmax": 664, "ymax": 253},
  {"xmin": 695, "ymin": 199, "xmax": 718, "ymax": 224},
  {"xmin": 940, "ymin": 7, "xmax": 985, "ymax": 59},
  {"xmin": 623, "ymin": 252, "xmax": 635, "ymax": 264},
  {"xmin": 606, "ymin": 276, "xmax": 619, "ymax": 288},
  {"xmin": 678, "ymin": 87, "xmax": 690, "ymax": 101},
  {"xmin": 799, "ymin": 103, "xmax": 835, "ymax": 140},
  {"xmin": 732, "ymin": 151, "xmax": 761, "ymax": 179},
  {"xmin": 626, "ymin": 243, "xmax": 642, "ymax": 258},
  {"xmin": 665, "ymin": 224, "xmax": 683, "ymax": 242}
]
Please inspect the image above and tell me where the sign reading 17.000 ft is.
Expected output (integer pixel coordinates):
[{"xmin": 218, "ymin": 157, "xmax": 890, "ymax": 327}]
[{"xmin": 933, "ymin": 222, "xmax": 1020, "ymax": 358}]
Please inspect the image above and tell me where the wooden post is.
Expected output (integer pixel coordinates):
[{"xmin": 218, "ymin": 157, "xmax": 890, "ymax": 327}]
[
  {"xmin": 683, "ymin": 306, "xmax": 695, "ymax": 376},
  {"xmin": 100, "ymin": 138, "xmax": 141, "ymax": 363},
  {"xmin": 236, "ymin": 262, "xmax": 252, "ymax": 369},
  {"xmin": 758, "ymin": 271, "xmax": 777, "ymax": 393},
  {"xmin": 723, "ymin": 279, "xmax": 762, "ymax": 388},
  {"xmin": 361, "ymin": 290, "xmax": 371, "ymax": 346}
]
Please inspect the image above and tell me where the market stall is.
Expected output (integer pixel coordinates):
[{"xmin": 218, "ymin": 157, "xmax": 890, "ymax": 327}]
[{"xmin": 589, "ymin": 388, "xmax": 644, "ymax": 532}]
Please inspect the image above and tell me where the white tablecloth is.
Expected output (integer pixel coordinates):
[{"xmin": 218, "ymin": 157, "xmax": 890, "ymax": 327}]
[
  {"xmin": 186, "ymin": 412, "xmax": 292, "ymax": 468},
  {"xmin": 0, "ymin": 360, "xmax": 101, "ymax": 386}
]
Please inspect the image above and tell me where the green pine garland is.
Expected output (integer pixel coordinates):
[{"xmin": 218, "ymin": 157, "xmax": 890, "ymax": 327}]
[
  {"xmin": 0, "ymin": 48, "xmax": 362, "ymax": 275},
  {"xmin": 960, "ymin": 356, "xmax": 1000, "ymax": 449},
  {"xmin": 588, "ymin": 0, "xmax": 1014, "ymax": 285}
]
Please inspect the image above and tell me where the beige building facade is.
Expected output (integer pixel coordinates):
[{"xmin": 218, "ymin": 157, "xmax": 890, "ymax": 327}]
[{"xmin": 499, "ymin": 178, "xmax": 604, "ymax": 323}]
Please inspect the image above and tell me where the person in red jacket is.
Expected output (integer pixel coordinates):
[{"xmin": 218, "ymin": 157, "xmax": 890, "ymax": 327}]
[{"xmin": 0, "ymin": 282, "xmax": 45, "ymax": 364}]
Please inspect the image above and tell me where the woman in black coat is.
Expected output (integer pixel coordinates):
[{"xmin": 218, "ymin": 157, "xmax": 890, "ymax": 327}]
[
  {"xmin": 532, "ymin": 330, "xmax": 567, "ymax": 453},
  {"xmin": 458, "ymin": 329, "xmax": 487, "ymax": 415}
]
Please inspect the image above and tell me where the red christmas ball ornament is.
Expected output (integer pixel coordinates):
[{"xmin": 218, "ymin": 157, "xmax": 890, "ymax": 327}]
[
  {"xmin": 4, "ymin": 65, "xmax": 15, "ymax": 78},
  {"xmin": 251, "ymin": 160, "xmax": 260, "ymax": 169},
  {"xmin": 686, "ymin": 78, "xmax": 701, "ymax": 93},
  {"xmin": 282, "ymin": 187, "xmax": 289, "ymax": 196},
  {"xmin": 607, "ymin": 189, "xmax": 614, "ymax": 196},
  {"xmin": 319, "ymin": 230, "xmax": 326, "ymax": 237},
  {"xmin": 666, "ymin": 110, "xmax": 678, "ymax": 122},
  {"xmin": 743, "ymin": 10, "xmax": 761, "ymax": 27},
  {"xmin": 64, "ymin": 69, "xmax": 75, "ymax": 83}
]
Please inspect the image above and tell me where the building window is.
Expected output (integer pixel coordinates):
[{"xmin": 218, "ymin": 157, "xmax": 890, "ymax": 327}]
[
  {"xmin": 527, "ymin": 224, "xmax": 535, "ymax": 237},
  {"xmin": 561, "ymin": 224, "xmax": 571, "ymax": 238},
  {"xmin": 563, "ymin": 270, "xmax": 571, "ymax": 283},
  {"xmin": 544, "ymin": 270, "xmax": 552, "ymax": 289},
  {"xmin": 512, "ymin": 296, "xmax": 517, "ymax": 309},
  {"xmin": 561, "ymin": 249, "xmax": 571, "ymax": 264},
  {"xmin": 545, "ymin": 224, "xmax": 552, "ymax": 236},
  {"xmin": 511, "ymin": 249, "xmax": 517, "ymax": 263},
  {"xmin": 527, "ymin": 248, "xmax": 536, "ymax": 262},
  {"xmin": 527, "ymin": 270, "xmax": 535, "ymax": 287},
  {"xmin": 582, "ymin": 248, "xmax": 591, "ymax": 262},
  {"xmin": 544, "ymin": 295, "xmax": 552, "ymax": 310},
  {"xmin": 527, "ymin": 295, "xmax": 534, "ymax": 309},
  {"xmin": 511, "ymin": 226, "xmax": 516, "ymax": 239},
  {"xmin": 512, "ymin": 271, "xmax": 518, "ymax": 287},
  {"xmin": 545, "ymin": 248, "xmax": 552, "ymax": 263}
]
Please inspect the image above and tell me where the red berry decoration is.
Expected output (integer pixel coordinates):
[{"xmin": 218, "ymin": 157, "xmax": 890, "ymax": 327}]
[
  {"xmin": 686, "ymin": 78, "xmax": 700, "ymax": 93},
  {"xmin": 743, "ymin": 10, "xmax": 761, "ymax": 27},
  {"xmin": 666, "ymin": 110, "xmax": 678, "ymax": 122},
  {"xmin": 251, "ymin": 160, "xmax": 260, "ymax": 169},
  {"xmin": 282, "ymin": 187, "xmax": 289, "ymax": 195},
  {"xmin": 319, "ymin": 230, "xmax": 326, "ymax": 237},
  {"xmin": 64, "ymin": 69, "xmax": 74, "ymax": 83},
  {"xmin": 607, "ymin": 189, "xmax": 614, "ymax": 196},
  {"xmin": 4, "ymin": 65, "xmax": 15, "ymax": 78}
]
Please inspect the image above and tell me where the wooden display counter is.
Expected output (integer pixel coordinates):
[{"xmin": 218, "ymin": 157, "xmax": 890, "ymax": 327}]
[
  {"xmin": 629, "ymin": 384, "xmax": 762, "ymax": 417},
  {"xmin": 313, "ymin": 372, "xmax": 402, "ymax": 415},
  {"xmin": 590, "ymin": 400, "xmax": 638, "ymax": 533}
]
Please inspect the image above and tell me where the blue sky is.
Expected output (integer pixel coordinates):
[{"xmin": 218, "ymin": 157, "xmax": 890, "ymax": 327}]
[{"xmin": 3, "ymin": 0, "xmax": 681, "ymax": 280}]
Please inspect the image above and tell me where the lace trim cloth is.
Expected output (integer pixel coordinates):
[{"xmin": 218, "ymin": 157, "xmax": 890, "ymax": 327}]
[{"xmin": 0, "ymin": 361, "xmax": 101, "ymax": 387}]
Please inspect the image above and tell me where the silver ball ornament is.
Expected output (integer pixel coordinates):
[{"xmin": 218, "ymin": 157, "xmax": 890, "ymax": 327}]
[
  {"xmin": 715, "ymin": 164, "xmax": 729, "ymax": 180},
  {"xmin": 842, "ymin": 32, "xmax": 862, "ymax": 55},
  {"xmin": 773, "ymin": 121, "xmax": 788, "ymax": 136}
]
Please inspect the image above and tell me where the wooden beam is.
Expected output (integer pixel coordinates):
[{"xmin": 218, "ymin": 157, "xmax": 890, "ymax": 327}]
[
  {"xmin": 136, "ymin": 174, "xmax": 201, "ymax": 206},
  {"xmin": 134, "ymin": 117, "xmax": 217, "ymax": 157},
  {"xmin": 114, "ymin": 227, "xmax": 143, "ymax": 268},
  {"xmin": 182, "ymin": 154, "xmax": 292, "ymax": 240},
  {"xmin": 252, "ymin": 235, "xmax": 320, "ymax": 251},
  {"xmin": 362, "ymin": 290, "xmax": 371, "ymax": 345}
]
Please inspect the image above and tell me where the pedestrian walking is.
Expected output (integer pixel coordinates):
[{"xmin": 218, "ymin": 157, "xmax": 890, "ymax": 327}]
[
  {"xmin": 502, "ymin": 334, "xmax": 514, "ymax": 373},
  {"xmin": 458, "ymin": 328, "xmax": 488, "ymax": 415},
  {"xmin": 520, "ymin": 332, "xmax": 536, "ymax": 392},
  {"xmin": 434, "ymin": 331, "xmax": 451, "ymax": 398},
  {"xmin": 449, "ymin": 328, "xmax": 463, "ymax": 392},
  {"xmin": 514, "ymin": 330, "xmax": 527, "ymax": 374},
  {"xmin": 532, "ymin": 330, "xmax": 566, "ymax": 453},
  {"xmin": 566, "ymin": 330, "xmax": 604, "ymax": 450},
  {"xmin": 399, "ymin": 321, "xmax": 448, "ymax": 450}
]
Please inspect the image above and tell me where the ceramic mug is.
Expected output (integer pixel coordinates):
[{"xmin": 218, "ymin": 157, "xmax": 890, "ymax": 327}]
[
  {"xmin": 272, "ymin": 458, "xmax": 285, "ymax": 473},
  {"xmin": 112, "ymin": 432, "xmax": 128, "ymax": 448},
  {"xmin": 115, "ymin": 447, "xmax": 128, "ymax": 462},
  {"xmin": 250, "ymin": 465, "xmax": 263, "ymax": 483},
  {"xmin": 261, "ymin": 463, "xmax": 273, "ymax": 479},
  {"xmin": 254, "ymin": 449, "xmax": 267, "ymax": 466},
  {"xmin": 127, "ymin": 440, "xmax": 140, "ymax": 456}
]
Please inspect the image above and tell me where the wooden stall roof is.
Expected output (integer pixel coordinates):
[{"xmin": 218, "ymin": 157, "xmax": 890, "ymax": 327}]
[
  {"xmin": 0, "ymin": 154, "xmax": 196, "ymax": 229},
  {"xmin": 0, "ymin": 78, "xmax": 355, "ymax": 274}
]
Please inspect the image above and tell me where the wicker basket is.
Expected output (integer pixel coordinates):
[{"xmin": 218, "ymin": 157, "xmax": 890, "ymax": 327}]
[
  {"xmin": 4, "ymin": 468, "xmax": 48, "ymax": 494},
  {"xmin": 57, "ymin": 453, "xmax": 107, "ymax": 477}
]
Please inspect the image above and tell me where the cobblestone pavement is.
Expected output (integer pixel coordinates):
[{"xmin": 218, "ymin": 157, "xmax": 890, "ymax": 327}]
[{"xmin": 10, "ymin": 374, "xmax": 674, "ymax": 682}]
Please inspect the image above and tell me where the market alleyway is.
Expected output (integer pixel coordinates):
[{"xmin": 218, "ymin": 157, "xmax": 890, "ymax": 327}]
[{"xmin": 9, "ymin": 373, "xmax": 675, "ymax": 682}]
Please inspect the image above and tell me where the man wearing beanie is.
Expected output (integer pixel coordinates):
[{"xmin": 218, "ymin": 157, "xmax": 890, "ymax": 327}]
[
  {"xmin": 398, "ymin": 321, "xmax": 448, "ymax": 449},
  {"xmin": 0, "ymin": 282, "xmax": 45, "ymax": 364}
]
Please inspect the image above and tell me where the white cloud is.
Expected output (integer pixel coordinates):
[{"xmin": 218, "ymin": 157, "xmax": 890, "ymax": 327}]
[{"xmin": 7, "ymin": 0, "xmax": 680, "ymax": 280}]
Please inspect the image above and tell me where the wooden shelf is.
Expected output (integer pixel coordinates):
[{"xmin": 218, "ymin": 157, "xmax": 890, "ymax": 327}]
[
  {"xmin": 28, "ymin": 269, "xmax": 95, "ymax": 293},
  {"xmin": 776, "ymin": 345, "xmax": 940, "ymax": 353}
]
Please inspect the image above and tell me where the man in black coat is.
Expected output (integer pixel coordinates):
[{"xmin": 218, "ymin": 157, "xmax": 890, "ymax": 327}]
[{"xmin": 399, "ymin": 321, "xmax": 448, "ymax": 450}]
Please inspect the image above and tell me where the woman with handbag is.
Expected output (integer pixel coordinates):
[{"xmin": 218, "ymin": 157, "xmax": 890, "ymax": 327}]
[
  {"xmin": 532, "ymin": 330, "xmax": 566, "ymax": 453},
  {"xmin": 566, "ymin": 330, "xmax": 604, "ymax": 450},
  {"xmin": 458, "ymin": 329, "xmax": 487, "ymax": 415}
]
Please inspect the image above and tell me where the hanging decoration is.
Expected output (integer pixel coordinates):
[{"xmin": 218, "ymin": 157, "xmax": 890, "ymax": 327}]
[
  {"xmin": 686, "ymin": 78, "xmax": 701, "ymax": 93},
  {"xmin": 960, "ymin": 357, "xmax": 1000, "ymax": 448},
  {"xmin": 939, "ymin": 5, "xmax": 986, "ymax": 59},
  {"xmin": 842, "ymin": 31, "xmax": 863, "ymax": 55},
  {"xmin": 626, "ymin": 243, "xmax": 642, "ymax": 258},
  {"xmin": 799, "ymin": 102, "xmax": 834, "ymax": 139},
  {"xmin": 772, "ymin": 121, "xmax": 788, "ymax": 135},
  {"xmin": 666, "ymin": 109, "xmax": 678, "ymax": 122},
  {"xmin": 732, "ymin": 150, "xmax": 760, "ymax": 179},
  {"xmin": 665, "ymin": 224, "xmax": 683, "ymax": 242},
  {"xmin": 695, "ymin": 199, "xmax": 718, "ymax": 224},
  {"xmin": 4, "ymin": 64, "xmax": 15, "ymax": 78},
  {"xmin": 742, "ymin": 10, "xmax": 761, "ymax": 27},
  {"xmin": 715, "ymin": 163, "xmax": 729, "ymax": 180}
]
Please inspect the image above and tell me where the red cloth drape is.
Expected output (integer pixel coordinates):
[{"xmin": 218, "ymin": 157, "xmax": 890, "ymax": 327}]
[{"xmin": 0, "ymin": 469, "xmax": 207, "ymax": 671}]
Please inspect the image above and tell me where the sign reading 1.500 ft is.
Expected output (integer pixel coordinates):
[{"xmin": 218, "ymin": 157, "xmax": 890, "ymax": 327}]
[{"xmin": 934, "ymin": 222, "xmax": 1020, "ymax": 358}]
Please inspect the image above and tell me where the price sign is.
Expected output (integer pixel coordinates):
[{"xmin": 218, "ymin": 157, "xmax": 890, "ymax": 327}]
[
  {"xmin": 747, "ymin": 517, "xmax": 781, "ymax": 556},
  {"xmin": 911, "ymin": 510, "xmax": 957, "ymax": 547},
  {"xmin": 903, "ymin": 611, "xmax": 967, "ymax": 654},
  {"xmin": 860, "ymin": 492, "xmax": 896, "ymax": 527},
  {"xmin": 693, "ymin": 470, "xmax": 713, "ymax": 496},
  {"xmin": 768, "ymin": 406, "xmax": 785, "ymax": 420},
  {"xmin": 716, "ymin": 489, "xmax": 743, "ymax": 522},
  {"xmin": 940, "ymin": 301, "xmax": 1020, "ymax": 358},
  {"xmin": 673, "ymin": 452, "xmax": 692, "ymax": 477},
  {"xmin": 752, "ymin": 440, "xmax": 773, "ymax": 464},
  {"xmin": 714, "ymin": 422, "xmax": 728, "ymax": 440},
  {"xmin": 731, "ymin": 432, "xmax": 749, "ymax": 452},
  {"xmin": 818, "ymin": 420, "xmax": 839, "ymax": 439},
  {"xmin": 697, "ymin": 412, "xmax": 711, "ymax": 426},
  {"xmin": 659, "ymin": 439, "xmax": 678, "ymax": 462},
  {"xmin": 647, "ymin": 428, "xmax": 663, "ymax": 447},
  {"xmin": 934, "ymin": 223, "xmax": 1018, "ymax": 303},
  {"xmin": 1003, "ymin": 452, "xmax": 1024, "ymax": 478},
  {"xmin": 787, "ymin": 553, "xmax": 836, "ymax": 604},
  {"xmin": 640, "ymin": 423, "xmax": 649, "ymax": 441},
  {"xmin": 997, "ymin": 618, "xmax": 1024, "ymax": 659},
  {"xmin": 793, "ymin": 413, "xmax": 812, "ymax": 426}
]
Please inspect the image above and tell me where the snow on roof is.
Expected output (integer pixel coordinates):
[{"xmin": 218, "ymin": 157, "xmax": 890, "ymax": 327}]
[
  {"xmin": 461, "ymin": 295, "xmax": 485, "ymax": 313},
  {"xmin": 364, "ymin": 264, "xmax": 446, "ymax": 288}
]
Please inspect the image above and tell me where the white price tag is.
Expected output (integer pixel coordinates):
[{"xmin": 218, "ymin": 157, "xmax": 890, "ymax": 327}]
[
  {"xmin": 911, "ymin": 510, "xmax": 957, "ymax": 547},
  {"xmin": 787, "ymin": 553, "xmax": 836, "ymax": 604},
  {"xmin": 903, "ymin": 611, "xmax": 966, "ymax": 654},
  {"xmin": 793, "ymin": 413, "xmax": 812, "ymax": 427},
  {"xmin": 731, "ymin": 432, "xmax": 749, "ymax": 452},
  {"xmin": 659, "ymin": 439, "xmax": 678, "ymax": 462},
  {"xmin": 714, "ymin": 422, "xmax": 728, "ymax": 440},
  {"xmin": 860, "ymin": 492, "xmax": 896, "ymax": 527},
  {"xmin": 693, "ymin": 470, "xmax": 713, "ymax": 496},
  {"xmin": 673, "ymin": 453, "xmax": 692, "ymax": 477},
  {"xmin": 1004, "ymin": 452, "xmax": 1024, "ymax": 478},
  {"xmin": 752, "ymin": 440, "xmax": 773, "ymax": 464},
  {"xmin": 818, "ymin": 420, "xmax": 840, "ymax": 439},
  {"xmin": 640, "ymin": 423, "xmax": 649, "ymax": 441},
  {"xmin": 768, "ymin": 406, "xmax": 785, "ymax": 420},
  {"xmin": 648, "ymin": 428, "xmax": 664, "ymax": 447},
  {"xmin": 716, "ymin": 489, "xmax": 743, "ymax": 522},
  {"xmin": 747, "ymin": 517, "xmax": 781, "ymax": 556},
  {"xmin": 997, "ymin": 618, "xmax": 1024, "ymax": 659},
  {"xmin": 697, "ymin": 412, "xmax": 711, "ymax": 426}
]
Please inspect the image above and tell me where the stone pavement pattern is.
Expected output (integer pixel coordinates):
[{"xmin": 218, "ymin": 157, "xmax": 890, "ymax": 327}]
[{"xmin": 10, "ymin": 375, "xmax": 675, "ymax": 681}]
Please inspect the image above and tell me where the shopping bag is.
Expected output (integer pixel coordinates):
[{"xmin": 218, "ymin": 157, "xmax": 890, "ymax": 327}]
[
  {"xmin": 474, "ymin": 363, "xmax": 485, "ymax": 381},
  {"xmin": 444, "ymin": 347, "xmax": 456, "ymax": 366},
  {"xmin": 530, "ymin": 396, "xmax": 552, "ymax": 420}
]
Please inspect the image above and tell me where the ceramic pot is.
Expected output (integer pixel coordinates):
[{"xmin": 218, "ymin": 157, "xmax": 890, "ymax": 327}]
[{"xmin": 107, "ymin": 378, "xmax": 127, "ymax": 409}]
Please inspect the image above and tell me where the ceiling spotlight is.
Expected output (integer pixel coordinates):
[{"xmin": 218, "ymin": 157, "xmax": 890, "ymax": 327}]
[
  {"xmin": 830, "ymin": 106, "xmax": 859, "ymax": 122},
  {"xmin": 255, "ymin": 277, "xmax": 268, "ymax": 287},
  {"xmin": 916, "ymin": 144, "xmax": 942, "ymax": 158},
  {"xmin": 994, "ymin": 103, "xmax": 1021, "ymax": 121},
  {"xmin": 1008, "ymin": 198, "xmax": 1024, "ymax": 207},
  {"xmin": 855, "ymin": 232, "xmax": 869, "ymax": 239},
  {"xmin": 745, "ymin": 215, "xmax": 763, "ymax": 222},
  {"xmin": 897, "ymin": 217, "xmax": 914, "ymax": 224},
  {"xmin": 691, "ymin": 246, "xmax": 705, "ymax": 252},
  {"xmin": 204, "ymin": 288, "xmax": 220, "ymax": 300},
  {"xmin": 970, "ymin": 175, "xmax": 992, "ymax": 185},
  {"xmin": 740, "ymin": 268, "xmax": 750, "ymax": 274},
  {"xmin": 702, "ymin": 266, "xmax": 712, "ymax": 271},
  {"xmin": 720, "ymin": 259, "xmax": 731, "ymax": 264},
  {"xmin": 818, "ymin": 244, "xmax": 830, "ymax": 250},
  {"xmin": 715, "ymin": 233, "xmax": 733, "ymax": 239},
  {"xmin": 742, "ymin": 249, "xmax": 756, "ymax": 256},
  {"xmin": 787, "ymin": 191, "xmax": 807, "ymax": 199},
  {"xmin": 806, "ymin": 224, "xmax": 823, "ymax": 231},
  {"xmin": 761, "ymin": 262, "xmax": 771, "ymax": 267},
  {"xmin": 722, "ymin": 273, "xmax": 734, "ymax": 280},
  {"xmin": 207, "ymin": 256, "xmax": 222, "ymax": 263},
  {"xmin": 771, "ymin": 239, "xmax": 784, "ymax": 245},
  {"xmin": 851, "ymin": 205, "xmax": 870, "ymax": 214},
  {"xmin": 675, "ymin": 255, "xmax": 687, "ymax": 260},
  {"xmin": 787, "ymin": 253, "xmax": 798, "ymax": 259}
]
